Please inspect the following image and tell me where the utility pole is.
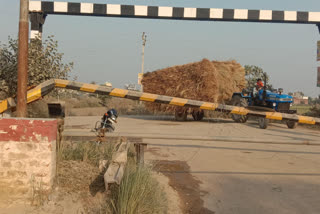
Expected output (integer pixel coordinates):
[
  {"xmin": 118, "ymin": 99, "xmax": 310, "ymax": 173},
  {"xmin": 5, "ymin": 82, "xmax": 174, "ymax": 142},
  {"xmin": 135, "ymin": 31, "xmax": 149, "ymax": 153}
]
[
  {"xmin": 16, "ymin": 0, "xmax": 29, "ymax": 117},
  {"xmin": 140, "ymin": 32, "xmax": 147, "ymax": 92}
]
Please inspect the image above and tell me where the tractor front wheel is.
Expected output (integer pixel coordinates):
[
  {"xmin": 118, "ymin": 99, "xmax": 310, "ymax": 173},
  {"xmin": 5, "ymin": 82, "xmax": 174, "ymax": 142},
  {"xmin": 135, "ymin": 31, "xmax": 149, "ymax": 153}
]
[
  {"xmin": 286, "ymin": 120, "xmax": 297, "ymax": 129},
  {"xmin": 231, "ymin": 95, "xmax": 248, "ymax": 123}
]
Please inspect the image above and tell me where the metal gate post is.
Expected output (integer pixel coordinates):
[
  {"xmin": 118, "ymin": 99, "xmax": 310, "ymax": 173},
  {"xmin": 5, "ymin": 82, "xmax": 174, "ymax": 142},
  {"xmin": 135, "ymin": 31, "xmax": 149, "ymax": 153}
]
[
  {"xmin": 134, "ymin": 143, "xmax": 147, "ymax": 166},
  {"xmin": 30, "ymin": 13, "xmax": 46, "ymax": 40},
  {"xmin": 16, "ymin": 0, "xmax": 29, "ymax": 117}
]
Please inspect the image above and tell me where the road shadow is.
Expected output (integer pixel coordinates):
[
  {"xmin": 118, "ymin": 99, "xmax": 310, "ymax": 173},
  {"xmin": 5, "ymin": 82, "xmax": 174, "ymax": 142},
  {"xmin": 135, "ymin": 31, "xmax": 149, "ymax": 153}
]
[
  {"xmin": 89, "ymin": 171, "xmax": 106, "ymax": 196},
  {"xmin": 245, "ymin": 121, "xmax": 320, "ymax": 138},
  {"xmin": 158, "ymin": 171, "xmax": 320, "ymax": 176},
  {"xmin": 122, "ymin": 115, "xmax": 234, "ymax": 124},
  {"xmin": 153, "ymin": 160, "xmax": 215, "ymax": 214},
  {"xmin": 153, "ymin": 160, "xmax": 320, "ymax": 214},
  {"xmin": 264, "ymin": 132, "xmax": 311, "ymax": 142},
  {"xmin": 267, "ymin": 125, "xmax": 320, "ymax": 138},
  {"xmin": 149, "ymin": 143, "xmax": 320, "ymax": 155}
]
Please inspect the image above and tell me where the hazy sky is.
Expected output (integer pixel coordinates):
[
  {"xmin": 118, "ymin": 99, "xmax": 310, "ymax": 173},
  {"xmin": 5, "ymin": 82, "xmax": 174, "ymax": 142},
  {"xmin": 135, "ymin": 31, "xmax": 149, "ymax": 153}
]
[{"xmin": 1, "ymin": 0, "xmax": 320, "ymax": 97}]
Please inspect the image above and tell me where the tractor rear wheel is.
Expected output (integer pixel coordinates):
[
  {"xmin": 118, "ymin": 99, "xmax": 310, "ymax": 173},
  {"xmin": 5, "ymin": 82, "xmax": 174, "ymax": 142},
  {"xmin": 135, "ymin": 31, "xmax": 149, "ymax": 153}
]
[
  {"xmin": 192, "ymin": 110, "xmax": 204, "ymax": 121},
  {"xmin": 231, "ymin": 95, "xmax": 248, "ymax": 123},
  {"xmin": 258, "ymin": 117, "xmax": 269, "ymax": 129},
  {"xmin": 286, "ymin": 120, "xmax": 297, "ymax": 129},
  {"xmin": 175, "ymin": 109, "xmax": 188, "ymax": 121}
]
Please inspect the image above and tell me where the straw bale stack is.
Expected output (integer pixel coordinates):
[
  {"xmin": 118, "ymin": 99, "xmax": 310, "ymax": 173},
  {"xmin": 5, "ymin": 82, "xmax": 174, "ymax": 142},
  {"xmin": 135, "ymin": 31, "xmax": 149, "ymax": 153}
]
[{"xmin": 141, "ymin": 59, "xmax": 246, "ymax": 112}]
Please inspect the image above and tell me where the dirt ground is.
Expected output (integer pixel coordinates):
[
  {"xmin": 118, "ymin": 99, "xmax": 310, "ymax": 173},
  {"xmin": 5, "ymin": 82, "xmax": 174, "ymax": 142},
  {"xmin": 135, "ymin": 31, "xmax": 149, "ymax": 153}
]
[
  {"xmin": 0, "ymin": 148, "xmax": 181, "ymax": 214},
  {"xmin": 2, "ymin": 115, "xmax": 320, "ymax": 213},
  {"xmin": 63, "ymin": 115, "xmax": 320, "ymax": 214},
  {"xmin": 0, "ymin": 160, "xmax": 107, "ymax": 214},
  {"xmin": 0, "ymin": 159, "xmax": 179, "ymax": 214}
]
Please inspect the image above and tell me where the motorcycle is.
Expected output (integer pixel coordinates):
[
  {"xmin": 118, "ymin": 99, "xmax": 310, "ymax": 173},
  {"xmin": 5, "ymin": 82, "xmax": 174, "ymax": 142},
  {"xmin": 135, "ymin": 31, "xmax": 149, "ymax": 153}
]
[{"xmin": 95, "ymin": 109, "xmax": 118, "ymax": 135}]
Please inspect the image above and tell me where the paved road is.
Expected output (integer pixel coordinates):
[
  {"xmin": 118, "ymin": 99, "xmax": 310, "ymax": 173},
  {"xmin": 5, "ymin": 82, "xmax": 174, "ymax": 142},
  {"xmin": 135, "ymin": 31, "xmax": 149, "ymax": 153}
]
[{"xmin": 65, "ymin": 115, "xmax": 320, "ymax": 214}]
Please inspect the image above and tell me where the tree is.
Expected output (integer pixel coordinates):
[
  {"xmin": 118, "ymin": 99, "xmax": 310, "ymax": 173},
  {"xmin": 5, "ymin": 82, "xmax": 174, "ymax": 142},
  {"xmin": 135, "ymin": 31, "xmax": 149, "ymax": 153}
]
[
  {"xmin": 0, "ymin": 36, "xmax": 73, "ymax": 99},
  {"xmin": 244, "ymin": 65, "xmax": 272, "ymax": 90},
  {"xmin": 296, "ymin": 91, "xmax": 304, "ymax": 97}
]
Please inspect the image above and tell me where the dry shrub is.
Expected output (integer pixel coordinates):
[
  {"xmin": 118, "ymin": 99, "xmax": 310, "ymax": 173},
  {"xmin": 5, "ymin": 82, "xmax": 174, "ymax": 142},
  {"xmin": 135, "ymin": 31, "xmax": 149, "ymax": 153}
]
[
  {"xmin": 64, "ymin": 96, "xmax": 102, "ymax": 109},
  {"xmin": 27, "ymin": 99, "xmax": 49, "ymax": 118},
  {"xmin": 66, "ymin": 107, "xmax": 106, "ymax": 116},
  {"xmin": 103, "ymin": 97, "xmax": 152, "ymax": 115},
  {"xmin": 23, "ymin": 96, "xmax": 102, "ymax": 118},
  {"xmin": 64, "ymin": 97, "xmax": 152, "ymax": 116},
  {"xmin": 103, "ymin": 97, "xmax": 137, "ymax": 114},
  {"xmin": 142, "ymin": 58, "xmax": 246, "ymax": 112},
  {"xmin": 58, "ymin": 141, "xmax": 115, "ymax": 167}
]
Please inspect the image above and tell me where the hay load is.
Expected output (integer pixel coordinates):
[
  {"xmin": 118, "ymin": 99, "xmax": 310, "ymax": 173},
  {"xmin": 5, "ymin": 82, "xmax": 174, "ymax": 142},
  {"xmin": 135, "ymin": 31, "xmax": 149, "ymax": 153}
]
[{"xmin": 141, "ymin": 59, "xmax": 246, "ymax": 113}]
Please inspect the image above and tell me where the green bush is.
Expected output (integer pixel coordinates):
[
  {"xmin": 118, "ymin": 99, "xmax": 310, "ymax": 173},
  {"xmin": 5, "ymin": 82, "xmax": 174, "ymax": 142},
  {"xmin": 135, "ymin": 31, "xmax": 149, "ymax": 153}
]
[
  {"xmin": 108, "ymin": 164, "xmax": 167, "ymax": 214},
  {"xmin": 304, "ymin": 105, "xmax": 320, "ymax": 117},
  {"xmin": 0, "ymin": 36, "xmax": 73, "ymax": 99}
]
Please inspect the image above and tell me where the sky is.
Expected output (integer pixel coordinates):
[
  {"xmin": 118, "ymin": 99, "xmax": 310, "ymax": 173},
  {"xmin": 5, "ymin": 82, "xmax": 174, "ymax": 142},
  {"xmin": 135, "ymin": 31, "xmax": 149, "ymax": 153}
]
[{"xmin": 1, "ymin": 0, "xmax": 320, "ymax": 97}]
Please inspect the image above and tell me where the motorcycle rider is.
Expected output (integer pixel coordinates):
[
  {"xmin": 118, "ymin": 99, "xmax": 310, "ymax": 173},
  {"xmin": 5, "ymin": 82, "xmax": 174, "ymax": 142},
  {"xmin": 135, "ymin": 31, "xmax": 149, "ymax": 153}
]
[
  {"xmin": 94, "ymin": 108, "xmax": 118, "ymax": 143},
  {"xmin": 101, "ymin": 108, "xmax": 118, "ymax": 128},
  {"xmin": 94, "ymin": 108, "xmax": 118, "ymax": 134}
]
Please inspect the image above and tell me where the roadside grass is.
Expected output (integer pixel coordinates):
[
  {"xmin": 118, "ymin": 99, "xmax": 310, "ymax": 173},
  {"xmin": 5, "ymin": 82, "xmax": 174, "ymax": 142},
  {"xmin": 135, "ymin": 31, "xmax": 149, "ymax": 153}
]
[
  {"xmin": 57, "ymin": 141, "xmax": 168, "ymax": 214},
  {"xmin": 107, "ymin": 162, "xmax": 167, "ymax": 214},
  {"xmin": 57, "ymin": 141, "xmax": 115, "ymax": 166},
  {"xmin": 30, "ymin": 175, "xmax": 48, "ymax": 206},
  {"xmin": 291, "ymin": 105, "xmax": 312, "ymax": 115}
]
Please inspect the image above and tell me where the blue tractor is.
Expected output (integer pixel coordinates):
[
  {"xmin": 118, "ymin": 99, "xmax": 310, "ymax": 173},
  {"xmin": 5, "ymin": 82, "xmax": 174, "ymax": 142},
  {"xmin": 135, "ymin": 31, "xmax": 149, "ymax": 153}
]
[{"xmin": 231, "ymin": 84, "xmax": 297, "ymax": 129}]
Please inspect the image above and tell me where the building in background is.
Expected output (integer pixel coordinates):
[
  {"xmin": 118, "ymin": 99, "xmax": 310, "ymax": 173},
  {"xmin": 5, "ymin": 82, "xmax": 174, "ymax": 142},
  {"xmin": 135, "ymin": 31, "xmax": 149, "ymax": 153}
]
[{"xmin": 292, "ymin": 92, "xmax": 309, "ymax": 105}]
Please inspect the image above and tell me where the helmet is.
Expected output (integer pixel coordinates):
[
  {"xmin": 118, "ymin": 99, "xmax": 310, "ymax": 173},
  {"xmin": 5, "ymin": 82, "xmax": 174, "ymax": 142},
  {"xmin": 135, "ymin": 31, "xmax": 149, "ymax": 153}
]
[{"xmin": 107, "ymin": 109, "xmax": 118, "ymax": 118}]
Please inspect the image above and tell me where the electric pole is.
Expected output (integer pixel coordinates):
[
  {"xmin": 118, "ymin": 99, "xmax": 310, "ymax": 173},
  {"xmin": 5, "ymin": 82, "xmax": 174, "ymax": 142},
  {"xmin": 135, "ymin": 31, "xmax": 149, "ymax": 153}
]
[
  {"xmin": 16, "ymin": 0, "xmax": 29, "ymax": 117},
  {"xmin": 140, "ymin": 32, "xmax": 147, "ymax": 92}
]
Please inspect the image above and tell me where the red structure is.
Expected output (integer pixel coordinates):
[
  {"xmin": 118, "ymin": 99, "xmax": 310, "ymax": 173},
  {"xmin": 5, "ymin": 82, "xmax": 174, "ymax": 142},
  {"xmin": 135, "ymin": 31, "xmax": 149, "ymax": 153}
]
[{"xmin": 0, "ymin": 118, "xmax": 57, "ymax": 197}]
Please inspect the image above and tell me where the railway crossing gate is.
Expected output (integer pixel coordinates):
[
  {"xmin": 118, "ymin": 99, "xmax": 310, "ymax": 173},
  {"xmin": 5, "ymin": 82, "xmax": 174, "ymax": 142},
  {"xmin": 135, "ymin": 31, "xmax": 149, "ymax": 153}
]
[
  {"xmin": 28, "ymin": 1, "xmax": 320, "ymax": 86},
  {"xmin": 29, "ymin": 1, "xmax": 320, "ymax": 39}
]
